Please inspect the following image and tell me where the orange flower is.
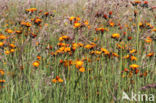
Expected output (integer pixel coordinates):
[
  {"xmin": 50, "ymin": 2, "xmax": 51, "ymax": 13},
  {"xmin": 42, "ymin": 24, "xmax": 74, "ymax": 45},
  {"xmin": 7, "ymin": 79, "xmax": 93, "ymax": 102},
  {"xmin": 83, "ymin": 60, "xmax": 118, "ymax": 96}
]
[
  {"xmin": 32, "ymin": 61, "xmax": 40, "ymax": 67},
  {"xmin": 101, "ymin": 48, "xmax": 110, "ymax": 55},
  {"xmin": 146, "ymin": 52, "xmax": 154, "ymax": 57},
  {"xmin": 112, "ymin": 52, "xmax": 119, "ymax": 57},
  {"xmin": 75, "ymin": 60, "xmax": 83, "ymax": 68},
  {"xmin": 111, "ymin": 33, "xmax": 120, "ymax": 39},
  {"xmin": 84, "ymin": 20, "xmax": 89, "ymax": 26},
  {"xmin": 25, "ymin": 8, "xmax": 37, "ymax": 13},
  {"xmin": 130, "ymin": 56, "xmax": 137, "ymax": 61},
  {"xmin": 69, "ymin": 16, "xmax": 75, "ymax": 21},
  {"xmin": 16, "ymin": 30, "xmax": 22, "ymax": 34},
  {"xmin": 129, "ymin": 49, "xmax": 137, "ymax": 54},
  {"xmin": 34, "ymin": 18, "xmax": 42, "ymax": 25},
  {"xmin": 134, "ymin": 0, "xmax": 141, "ymax": 4},
  {"xmin": 124, "ymin": 68, "xmax": 129, "ymax": 72},
  {"xmin": 144, "ymin": 37, "xmax": 152, "ymax": 43},
  {"xmin": 0, "ymin": 42, "xmax": 4, "ymax": 47},
  {"xmin": 79, "ymin": 67, "xmax": 85, "ymax": 72},
  {"xmin": 0, "ymin": 80, "xmax": 5, "ymax": 83},
  {"xmin": 109, "ymin": 22, "xmax": 115, "ymax": 27},
  {"xmin": 21, "ymin": 21, "xmax": 32, "ymax": 27},
  {"xmin": 52, "ymin": 76, "xmax": 63, "ymax": 83},
  {"xmin": 5, "ymin": 50, "xmax": 10, "ymax": 55},
  {"xmin": 9, "ymin": 44, "xmax": 16, "ymax": 48},
  {"xmin": 0, "ymin": 34, "xmax": 7, "ymax": 40},
  {"xmin": 5, "ymin": 29, "xmax": 13, "ymax": 33},
  {"xmin": 130, "ymin": 64, "xmax": 139, "ymax": 70},
  {"xmin": 0, "ymin": 69, "xmax": 5, "ymax": 75},
  {"xmin": 123, "ymin": 55, "xmax": 130, "ymax": 59},
  {"xmin": 37, "ymin": 56, "xmax": 41, "ymax": 60},
  {"xmin": 10, "ymin": 49, "xmax": 15, "ymax": 53},
  {"xmin": 74, "ymin": 22, "xmax": 81, "ymax": 28}
]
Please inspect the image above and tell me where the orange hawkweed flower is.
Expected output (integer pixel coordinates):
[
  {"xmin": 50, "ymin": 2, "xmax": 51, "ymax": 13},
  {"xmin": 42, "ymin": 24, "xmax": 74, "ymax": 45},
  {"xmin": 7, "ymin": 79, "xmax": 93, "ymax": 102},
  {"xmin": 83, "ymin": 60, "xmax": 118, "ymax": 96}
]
[
  {"xmin": 25, "ymin": 8, "xmax": 37, "ymax": 13},
  {"xmin": 37, "ymin": 56, "xmax": 41, "ymax": 60},
  {"xmin": 144, "ymin": 1, "xmax": 148, "ymax": 4},
  {"xmin": 0, "ymin": 69, "xmax": 5, "ymax": 75},
  {"xmin": 129, "ymin": 49, "xmax": 137, "ymax": 54},
  {"xmin": 32, "ymin": 61, "xmax": 40, "ymax": 67},
  {"xmin": 52, "ymin": 76, "xmax": 63, "ymax": 83},
  {"xmin": 5, "ymin": 29, "xmax": 13, "ymax": 34},
  {"xmin": 101, "ymin": 48, "xmax": 110, "ymax": 55},
  {"xmin": 34, "ymin": 18, "xmax": 42, "ymax": 25},
  {"xmin": 21, "ymin": 21, "xmax": 32, "ymax": 27},
  {"xmin": 146, "ymin": 52, "xmax": 154, "ymax": 57},
  {"xmin": 109, "ymin": 22, "xmax": 115, "ymax": 27},
  {"xmin": 0, "ymin": 42, "xmax": 4, "ymax": 47},
  {"xmin": 84, "ymin": 44, "xmax": 92, "ymax": 49},
  {"xmin": 144, "ymin": 37, "xmax": 152, "ymax": 43},
  {"xmin": 0, "ymin": 34, "xmax": 7, "ymax": 40},
  {"xmin": 0, "ymin": 80, "xmax": 5, "ymax": 83},
  {"xmin": 134, "ymin": 0, "xmax": 141, "ymax": 4},
  {"xmin": 130, "ymin": 64, "xmax": 139, "ymax": 70},
  {"xmin": 4, "ymin": 50, "xmax": 10, "ymax": 55},
  {"xmin": 79, "ymin": 67, "xmax": 85, "ymax": 72},
  {"xmin": 75, "ymin": 60, "xmax": 83, "ymax": 68},
  {"xmin": 112, "ymin": 52, "xmax": 119, "ymax": 57},
  {"xmin": 130, "ymin": 56, "xmax": 137, "ymax": 61},
  {"xmin": 16, "ymin": 30, "xmax": 22, "ymax": 34},
  {"xmin": 124, "ymin": 68, "xmax": 129, "ymax": 72},
  {"xmin": 84, "ymin": 20, "xmax": 89, "ymax": 26},
  {"xmin": 111, "ymin": 33, "xmax": 120, "ymax": 39},
  {"xmin": 9, "ymin": 44, "xmax": 16, "ymax": 48},
  {"xmin": 69, "ymin": 16, "xmax": 75, "ymax": 21},
  {"xmin": 74, "ymin": 22, "xmax": 81, "ymax": 28},
  {"xmin": 123, "ymin": 55, "xmax": 130, "ymax": 59},
  {"xmin": 10, "ymin": 49, "xmax": 15, "ymax": 53}
]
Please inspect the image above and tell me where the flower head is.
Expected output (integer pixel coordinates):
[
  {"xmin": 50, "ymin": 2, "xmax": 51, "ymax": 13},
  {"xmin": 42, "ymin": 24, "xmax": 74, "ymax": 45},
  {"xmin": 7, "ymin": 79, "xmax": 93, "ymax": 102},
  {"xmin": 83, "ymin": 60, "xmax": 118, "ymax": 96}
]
[
  {"xmin": 130, "ymin": 64, "xmax": 139, "ymax": 70},
  {"xmin": 32, "ymin": 61, "xmax": 40, "ymax": 67}
]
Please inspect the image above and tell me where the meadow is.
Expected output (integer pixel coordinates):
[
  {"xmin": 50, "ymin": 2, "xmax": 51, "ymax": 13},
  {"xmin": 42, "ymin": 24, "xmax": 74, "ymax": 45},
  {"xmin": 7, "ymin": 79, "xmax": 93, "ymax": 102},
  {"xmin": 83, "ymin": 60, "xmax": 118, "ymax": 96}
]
[{"xmin": 0, "ymin": 0, "xmax": 155, "ymax": 103}]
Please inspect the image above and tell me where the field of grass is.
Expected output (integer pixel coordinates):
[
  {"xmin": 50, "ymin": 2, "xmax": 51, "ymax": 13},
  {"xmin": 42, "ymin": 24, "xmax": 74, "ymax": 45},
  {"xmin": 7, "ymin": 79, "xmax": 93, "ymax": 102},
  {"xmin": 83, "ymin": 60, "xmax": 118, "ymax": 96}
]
[{"xmin": 0, "ymin": 0, "xmax": 155, "ymax": 103}]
